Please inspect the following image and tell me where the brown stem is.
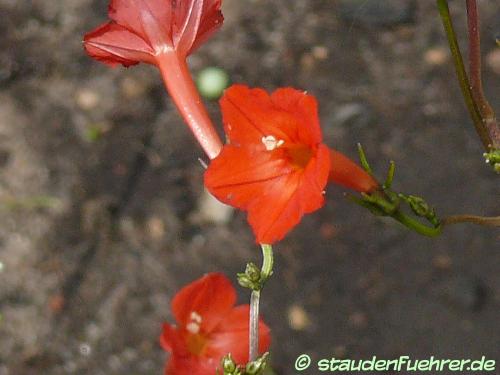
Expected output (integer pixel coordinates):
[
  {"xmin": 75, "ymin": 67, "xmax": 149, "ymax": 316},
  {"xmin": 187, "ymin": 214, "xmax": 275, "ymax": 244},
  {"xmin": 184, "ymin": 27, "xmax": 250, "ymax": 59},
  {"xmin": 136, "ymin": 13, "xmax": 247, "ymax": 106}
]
[
  {"xmin": 437, "ymin": 0, "xmax": 491, "ymax": 150},
  {"xmin": 442, "ymin": 215, "xmax": 500, "ymax": 227},
  {"xmin": 466, "ymin": 0, "xmax": 500, "ymax": 149}
]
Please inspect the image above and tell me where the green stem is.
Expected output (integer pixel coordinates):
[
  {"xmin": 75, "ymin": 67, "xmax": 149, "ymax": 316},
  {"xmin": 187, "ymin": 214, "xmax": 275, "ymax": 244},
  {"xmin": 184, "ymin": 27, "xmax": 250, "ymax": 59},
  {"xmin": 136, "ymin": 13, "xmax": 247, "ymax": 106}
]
[
  {"xmin": 249, "ymin": 244, "xmax": 274, "ymax": 362},
  {"xmin": 393, "ymin": 211, "xmax": 442, "ymax": 237},
  {"xmin": 436, "ymin": 0, "xmax": 492, "ymax": 150},
  {"xmin": 260, "ymin": 244, "xmax": 274, "ymax": 281}
]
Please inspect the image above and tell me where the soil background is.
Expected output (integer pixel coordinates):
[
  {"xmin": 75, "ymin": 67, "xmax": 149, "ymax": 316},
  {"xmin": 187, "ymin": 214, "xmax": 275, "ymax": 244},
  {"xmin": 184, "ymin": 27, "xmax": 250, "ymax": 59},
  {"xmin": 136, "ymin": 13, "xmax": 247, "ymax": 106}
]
[{"xmin": 0, "ymin": 0, "xmax": 499, "ymax": 374}]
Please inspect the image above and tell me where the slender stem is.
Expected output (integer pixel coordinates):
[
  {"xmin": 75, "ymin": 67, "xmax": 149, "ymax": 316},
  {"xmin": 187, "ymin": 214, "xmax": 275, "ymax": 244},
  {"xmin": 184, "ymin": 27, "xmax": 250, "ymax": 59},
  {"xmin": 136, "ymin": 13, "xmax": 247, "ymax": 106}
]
[
  {"xmin": 436, "ymin": 0, "xmax": 492, "ymax": 150},
  {"xmin": 156, "ymin": 52, "xmax": 223, "ymax": 159},
  {"xmin": 249, "ymin": 289, "xmax": 260, "ymax": 362},
  {"xmin": 466, "ymin": 0, "xmax": 485, "ymax": 110},
  {"xmin": 466, "ymin": 0, "xmax": 500, "ymax": 148},
  {"xmin": 260, "ymin": 244, "xmax": 274, "ymax": 280},
  {"xmin": 249, "ymin": 244, "xmax": 274, "ymax": 362},
  {"xmin": 393, "ymin": 211, "xmax": 442, "ymax": 237},
  {"xmin": 442, "ymin": 214, "xmax": 500, "ymax": 227}
]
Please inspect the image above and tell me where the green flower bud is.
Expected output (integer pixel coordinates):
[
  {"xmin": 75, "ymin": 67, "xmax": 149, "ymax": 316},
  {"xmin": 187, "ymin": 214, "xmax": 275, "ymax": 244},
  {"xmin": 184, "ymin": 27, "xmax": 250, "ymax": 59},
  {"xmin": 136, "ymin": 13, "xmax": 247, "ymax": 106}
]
[
  {"xmin": 222, "ymin": 354, "xmax": 237, "ymax": 373},
  {"xmin": 245, "ymin": 353, "xmax": 269, "ymax": 375},
  {"xmin": 245, "ymin": 262, "xmax": 261, "ymax": 282}
]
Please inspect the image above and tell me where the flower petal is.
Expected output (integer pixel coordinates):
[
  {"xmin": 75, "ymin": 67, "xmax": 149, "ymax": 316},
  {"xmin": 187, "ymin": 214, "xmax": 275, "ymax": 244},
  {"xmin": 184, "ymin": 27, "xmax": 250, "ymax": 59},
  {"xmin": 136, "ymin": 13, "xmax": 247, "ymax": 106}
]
[
  {"xmin": 220, "ymin": 84, "xmax": 322, "ymax": 148},
  {"xmin": 220, "ymin": 85, "xmax": 300, "ymax": 146},
  {"xmin": 271, "ymin": 87, "xmax": 322, "ymax": 146},
  {"xmin": 186, "ymin": 0, "xmax": 224, "ymax": 54},
  {"xmin": 108, "ymin": 0, "xmax": 173, "ymax": 50},
  {"xmin": 160, "ymin": 323, "xmax": 189, "ymax": 356},
  {"xmin": 165, "ymin": 355, "xmax": 217, "ymax": 375},
  {"xmin": 247, "ymin": 144, "xmax": 331, "ymax": 244},
  {"xmin": 204, "ymin": 144, "xmax": 293, "ymax": 209},
  {"xmin": 172, "ymin": 273, "xmax": 236, "ymax": 333},
  {"xmin": 205, "ymin": 305, "xmax": 271, "ymax": 365},
  {"xmin": 83, "ymin": 22, "xmax": 155, "ymax": 66},
  {"xmin": 173, "ymin": 0, "xmax": 223, "ymax": 56},
  {"xmin": 205, "ymin": 143, "xmax": 331, "ymax": 244}
]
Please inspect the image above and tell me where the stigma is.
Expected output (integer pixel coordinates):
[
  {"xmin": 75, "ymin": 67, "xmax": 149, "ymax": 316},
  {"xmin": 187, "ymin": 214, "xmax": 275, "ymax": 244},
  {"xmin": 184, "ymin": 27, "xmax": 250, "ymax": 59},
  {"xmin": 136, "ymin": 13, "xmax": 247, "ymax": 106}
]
[
  {"xmin": 186, "ymin": 311, "xmax": 203, "ymax": 334},
  {"xmin": 262, "ymin": 135, "xmax": 285, "ymax": 151}
]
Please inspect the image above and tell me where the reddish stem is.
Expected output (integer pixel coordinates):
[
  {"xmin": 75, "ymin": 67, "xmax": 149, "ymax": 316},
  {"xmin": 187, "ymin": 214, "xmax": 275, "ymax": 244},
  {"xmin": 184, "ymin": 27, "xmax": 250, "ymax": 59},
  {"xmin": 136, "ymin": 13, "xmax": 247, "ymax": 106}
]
[
  {"xmin": 329, "ymin": 149, "xmax": 378, "ymax": 193},
  {"xmin": 156, "ymin": 53, "xmax": 223, "ymax": 159},
  {"xmin": 466, "ymin": 0, "xmax": 499, "ymax": 148}
]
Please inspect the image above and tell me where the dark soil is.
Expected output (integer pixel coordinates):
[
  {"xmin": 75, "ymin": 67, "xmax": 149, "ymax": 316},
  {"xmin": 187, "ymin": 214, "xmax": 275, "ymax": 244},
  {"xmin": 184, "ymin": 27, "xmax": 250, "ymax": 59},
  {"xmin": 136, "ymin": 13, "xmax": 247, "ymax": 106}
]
[{"xmin": 0, "ymin": 1, "xmax": 499, "ymax": 374}]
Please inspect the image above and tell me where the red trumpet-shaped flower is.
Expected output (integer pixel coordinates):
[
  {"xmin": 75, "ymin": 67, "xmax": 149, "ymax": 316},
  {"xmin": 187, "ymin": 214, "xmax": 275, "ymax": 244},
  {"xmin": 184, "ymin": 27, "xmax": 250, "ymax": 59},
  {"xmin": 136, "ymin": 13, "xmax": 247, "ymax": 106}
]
[
  {"xmin": 160, "ymin": 273, "xmax": 270, "ymax": 375},
  {"xmin": 204, "ymin": 85, "xmax": 378, "ymax": 244},
  {"xmin": 84, "ymin": 0, "xmax": 224, "ymax": 159}
]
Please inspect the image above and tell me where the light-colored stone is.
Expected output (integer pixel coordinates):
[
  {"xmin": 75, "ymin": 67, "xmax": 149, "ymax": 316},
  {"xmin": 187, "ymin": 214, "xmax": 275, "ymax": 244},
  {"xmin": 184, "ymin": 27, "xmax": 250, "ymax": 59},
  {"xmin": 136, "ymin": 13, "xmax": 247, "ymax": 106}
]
[{"xmin": 486, "ymin": 48, "xmax": 500, "ymax": 75}]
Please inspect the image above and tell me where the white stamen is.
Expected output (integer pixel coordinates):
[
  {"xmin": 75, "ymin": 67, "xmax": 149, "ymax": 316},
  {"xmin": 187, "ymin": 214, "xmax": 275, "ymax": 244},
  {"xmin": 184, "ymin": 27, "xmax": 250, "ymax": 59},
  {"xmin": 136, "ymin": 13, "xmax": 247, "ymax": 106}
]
[
  {"xmin": 186, "ymin": 322, "xmax": 200, "ymax": 334},
  {"xmin": 262, "ymin": 135, "xmax": 285, "ymax": 151},
  {"xmin": 190, "ymin": 311, "xmax": 202, "ymax": 324}
]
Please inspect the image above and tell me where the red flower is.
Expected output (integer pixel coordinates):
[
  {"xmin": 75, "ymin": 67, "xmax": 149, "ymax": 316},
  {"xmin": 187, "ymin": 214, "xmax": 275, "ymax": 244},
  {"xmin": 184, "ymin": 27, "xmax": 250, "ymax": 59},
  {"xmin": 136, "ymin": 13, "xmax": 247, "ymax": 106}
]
[
  {"xmin": 204, "ymin": 85, "xmax": 378, "ymax": 244},
  {"xmin": 83, "ymin": 0, "xmax": 224, "ymax": 159},
  {"xmin": 84, "ymin": 0, "xmax": 223, "ymax": 66},
  {"xmin": 160, "ymin": 273, "xmax": 271, "ymax": 375}
]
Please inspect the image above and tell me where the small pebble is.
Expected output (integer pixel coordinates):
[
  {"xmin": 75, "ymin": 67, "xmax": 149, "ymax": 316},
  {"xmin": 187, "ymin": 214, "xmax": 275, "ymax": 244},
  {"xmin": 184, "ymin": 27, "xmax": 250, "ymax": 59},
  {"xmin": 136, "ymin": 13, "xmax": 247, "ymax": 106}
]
[
  {"xmin": 121, "ymin": 76, "xmax": 149, "ymax": 98},
  {"xmin": 300, "ymin": 53, "xmax": 315, "ymax": 72},
  {"xmin": 424, "ymin": 47, "xmax": 448, "ymax": 66},
  {"xmin": 194, "ymin": 190, "xmax": 233, "ymax": 225},
  {"xmin": 287, "ymin": 305, "xmax": 311, "ymax": 331},
  {"xmin": 76, "ymin": 89, "xmax": 100, "ymax": 110},
  {"xmin": 79, "ymin": 343, "xmax": 92, "ymax": 356},
  {"xmin": 320, "ymin": 223, "xmax": 338, "ymax": 239},
  {"xmin": 486, "ymin": 48, "xmax": 500, "ymax": 75},
  {"xmin": 48, "ymin": 294, "xmax": 65, "ymax": 313},
  {"xmin": 312, "ymin": 45, "xmax": 329, "ymax": 60},
  {"xmin": 0, "ymin": 261, "xmax": 4, "ymax": 272},
  {"xmin": 432, "ymin": 254, "xmax": 452, "ymax": 270},
  {"xmin": 146, "ymin": 216, "xmax": 165, "ymax": 240}
]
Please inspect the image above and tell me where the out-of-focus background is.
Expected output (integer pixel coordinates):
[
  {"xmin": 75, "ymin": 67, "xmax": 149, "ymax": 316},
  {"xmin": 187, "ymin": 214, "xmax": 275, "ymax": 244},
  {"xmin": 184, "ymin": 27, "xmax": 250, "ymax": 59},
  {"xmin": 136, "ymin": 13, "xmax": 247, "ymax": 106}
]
[{"xmin": 0, "ymin": 0, "xmax": 499, "ymax": 374}]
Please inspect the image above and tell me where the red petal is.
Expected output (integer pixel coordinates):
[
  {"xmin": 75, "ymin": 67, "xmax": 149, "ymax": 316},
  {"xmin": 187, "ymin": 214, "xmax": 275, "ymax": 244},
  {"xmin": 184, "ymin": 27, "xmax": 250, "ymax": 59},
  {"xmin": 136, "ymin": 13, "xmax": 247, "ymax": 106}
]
[
  {"xmin": 219, "ymin": 85, "xmax": 274, "ymax": 145},
  {"xmin": 83, "ymin": 22, "xmax": 155, "ymax": 66},
  {"xmin": 220, "ymin": 85, "xmax": 302, "ymax": 146},
  {"xmin": 186, "ymin": 0, "xmax": 223, "ymax": 54},
  {"xmin": 220, "ymin": 85, "xmax": 321, "ymax": 147},
  {"xmin": 165, "ymin": 355, "xmax": 217, "ymax": 375},
  {"xmin": 172, "ymin": 273, "xmax": 236, "ymax": 333},
  {"xmin": 205, "ymin": 144, "xmax": 331, "ymax": 244},
  {"xmin": 205, "ymin": 305, "xmax": 271, "ymax": 364},
  {"xmin": 329, "ymin": 148, "xmax": 378, "ymax": 193},
  {"xmin": 160, "ymin": 323, "xmax": 191, "ymax": 358},
  {"xmin": 247, "ymin": 144, "xmax": 331, "ymax": 244},
  {"xmin": 107, "ymin": 0, "xmax": 223, "ymax": 57},
  {"xmin": 271, "ymin": 88, "xmax": 322, "ymax": 145},
  {"xmin": 171, "ymin": 0, "xmax": 203, "ymax": 55},
  {"xmin": 108, "ymin": 0, "xmax": 173, "ymax": 49},
  {"xmin": 204, "ymin": 145, "xmax": 293, "ymax": 209},
  {"xmin": 173, "ymin": 0, "xmax": 223, "ymax": 55}
]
